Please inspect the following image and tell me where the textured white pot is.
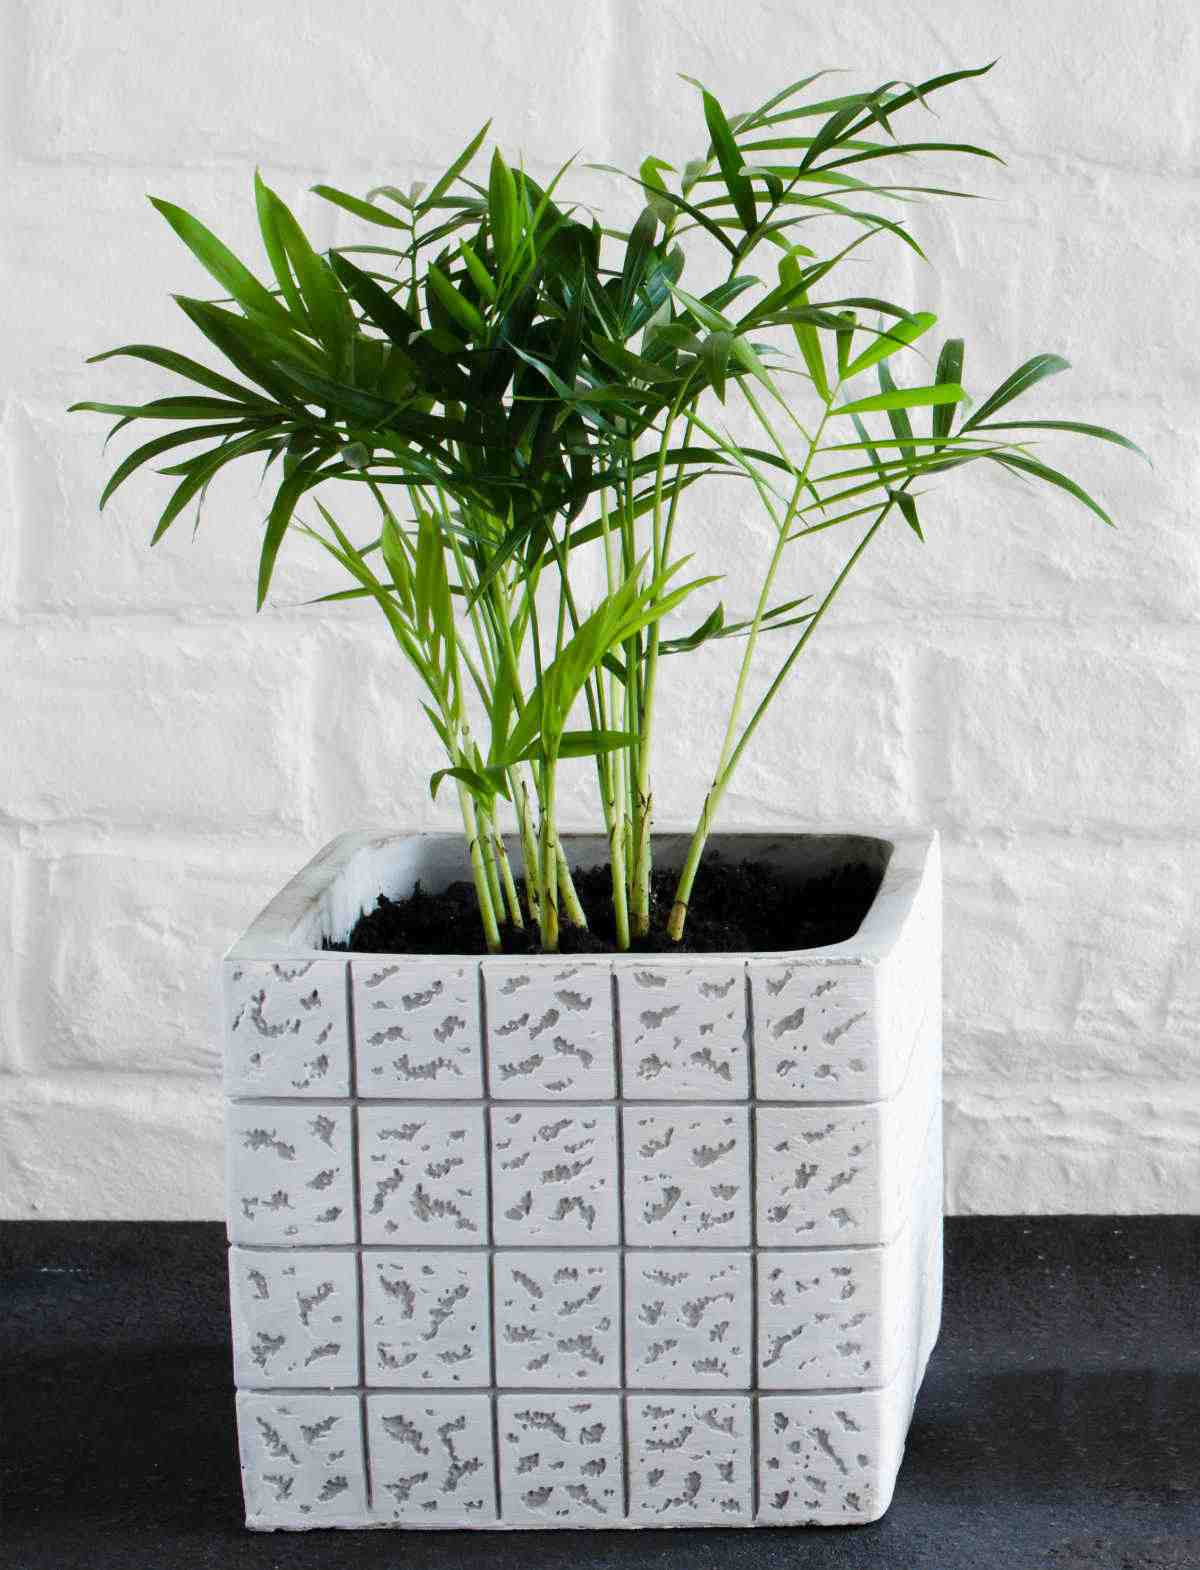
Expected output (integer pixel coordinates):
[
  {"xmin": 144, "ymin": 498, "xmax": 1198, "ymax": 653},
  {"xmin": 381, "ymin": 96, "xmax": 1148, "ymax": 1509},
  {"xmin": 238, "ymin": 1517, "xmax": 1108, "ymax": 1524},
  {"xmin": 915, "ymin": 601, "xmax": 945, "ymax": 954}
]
[{"xmin": 222, "ymin": 828, "xmax": 942, "ymax": 1531}]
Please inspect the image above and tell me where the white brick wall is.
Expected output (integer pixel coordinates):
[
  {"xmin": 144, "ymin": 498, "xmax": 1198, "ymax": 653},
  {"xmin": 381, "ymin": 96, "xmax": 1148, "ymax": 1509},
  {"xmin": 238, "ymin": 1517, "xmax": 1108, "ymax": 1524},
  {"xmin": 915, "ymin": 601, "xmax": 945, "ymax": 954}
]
[{"xmin": 1, "ymin": 0, "xmax": 1196, "ymax": 1217}]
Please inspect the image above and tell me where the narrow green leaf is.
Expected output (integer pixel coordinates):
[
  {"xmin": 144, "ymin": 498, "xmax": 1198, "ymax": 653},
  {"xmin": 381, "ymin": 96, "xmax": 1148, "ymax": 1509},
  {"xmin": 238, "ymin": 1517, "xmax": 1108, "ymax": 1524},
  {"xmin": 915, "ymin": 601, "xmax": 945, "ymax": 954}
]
[
  {"xmin": 427, "ymin": 261, "xmax": 486, "ymax": 336},
  {"xmin": 702, "ymin": 89, "xmax": 757, "ymax": 233},
  {"xmin": 488, "ymin": 149, "xmax": 518, "ymax": 268},
  {"xmin": 971, "ymin": 419, "xmax": 1147, "ymax": 462},
  {"xmin": 988, "ymin": 451, "xmax": 1114, "ymax": 526},
  {"xmin": 962, "ymin": 353, "xmax": 1070, "ymax": 430},
  {"xmin": 843, "ymin": 311, "xmax": 936, "ymax": 378},
  {"xmin": 149, "ymin": 197, "xmax": 293, "ymax": 328},
  {"xmin": 310, "ymin": 184, "xmax": 410, "ymax": 229},
  {"xmin": 85, "ymin": 344, "xmax": 261, "ymax": 403},
  {"xmin": 258, "ymin": 454, "xmax": 332, "ymax": 607},
  {"xmin": 932, "ymin": 337, "xmax": 964, "ymax": 443},
  {"xmin": 834, "ymin": 383, "xmax": 965, "ymax": 416},
  {"xmin": 419, "ymin": 119, "xmax": 492, "ymax": 213}
]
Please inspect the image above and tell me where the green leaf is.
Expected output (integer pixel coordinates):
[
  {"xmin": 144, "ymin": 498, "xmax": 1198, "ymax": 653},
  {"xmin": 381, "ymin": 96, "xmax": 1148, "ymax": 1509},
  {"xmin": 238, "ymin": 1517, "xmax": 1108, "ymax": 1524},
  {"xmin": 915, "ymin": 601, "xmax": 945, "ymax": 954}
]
[
  {"xmin": 834, "ymin": 383, "xmax": 965, "ymax": 416},
  {"xmin": 419, "ymin": 120, "xmax": 492, "ymax": 213},
  {"xmin": 92, "ymin": 422, "xmax": 250, "ymax": 510},
  {"xmin": 310, "ymin": 184, "xmax": 410, "ymax": 229},
  {"xmin": 932, "ymin": 338, "xmax": 964, "ymax": 443},
  {"xmin": 893, "ymin": 488, "xmax": 924, "ymax": 540},
  {"xmin": 328, "ymin": 251, "xmax": 420, "ymax": 344},
  {"xmin": 553, "ymin": 729, "xmax": 638, "ymax": 759},
  {"xmin": 843, "ymin": 311, "xmax": 936, "ymax": 378},
  {"xmin": 971, "ymin": 419, "xmax": 1148, "ymax": 462},
  {"xmin": 427, "ymin": 261, "xmax": 486, "ymax": 337},
  {"xmin": 149, "ymin": 197, "xmax": 293, "ymax": 328},
  {"xmin": 962, "ymin": 353, "xmax": 1070, "ymax": 430},
  {"xmin": 777, "ymin": 255, "xmax": 828, "ymax": 400},
  {"xmin": 85, "ymin": 344, "xmax": 261, "ymax": 403},
  {"xmin": 488, "ymin": 148, "xmax": 519, "ymax": 268},
  {"xmin": 264, "ymin": 183, "xmax": 356, "ymax": 371},
  {"xmin": 258, "ymin": 454, "xmax": 333, "ymax": 607},
  {"xmin": 988, "ymin": 450, "xmax": 1114, "ymax": 526},
  {"xmin": 149, "ymin": 429, "xmax": 276, "ymax": 543},
  {"xmin": 254, "ymin": 171, "xmax": 310, "ymax": 326},
  {"xmin": 172, "ymin": 295, "xmax": 314, "ymax": 405},
  {"xmin": 702, "ymin": 89, "xmax": 757, "ymax": 234},
  {"xmin": 702, "ymin": 331, "xmax": 733, "ymax": 402}
]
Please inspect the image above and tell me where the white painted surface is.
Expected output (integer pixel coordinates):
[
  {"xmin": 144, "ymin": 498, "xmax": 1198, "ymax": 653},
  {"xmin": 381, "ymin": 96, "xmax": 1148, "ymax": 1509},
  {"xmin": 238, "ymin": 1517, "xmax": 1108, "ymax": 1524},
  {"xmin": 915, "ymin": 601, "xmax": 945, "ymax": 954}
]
[{"xmin": 1, "ymin": 1, "xmax": 1196, "ymax": 1219}]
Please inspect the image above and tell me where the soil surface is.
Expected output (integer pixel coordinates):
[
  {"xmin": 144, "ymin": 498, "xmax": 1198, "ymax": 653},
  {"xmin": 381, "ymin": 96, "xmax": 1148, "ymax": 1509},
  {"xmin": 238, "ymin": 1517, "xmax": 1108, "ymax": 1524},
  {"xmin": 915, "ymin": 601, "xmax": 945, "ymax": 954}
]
[{"xmin": 330, "ymin": 853, "xmax": 884, "ymax": 955}]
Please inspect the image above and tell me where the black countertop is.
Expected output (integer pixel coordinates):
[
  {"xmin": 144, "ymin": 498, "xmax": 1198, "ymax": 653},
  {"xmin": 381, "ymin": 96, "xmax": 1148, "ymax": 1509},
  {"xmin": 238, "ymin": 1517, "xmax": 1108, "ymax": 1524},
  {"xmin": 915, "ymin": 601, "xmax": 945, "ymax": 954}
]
[{"xmin": 2, "ymin": 1217, "xmax": 1198, "ymax": 1570}]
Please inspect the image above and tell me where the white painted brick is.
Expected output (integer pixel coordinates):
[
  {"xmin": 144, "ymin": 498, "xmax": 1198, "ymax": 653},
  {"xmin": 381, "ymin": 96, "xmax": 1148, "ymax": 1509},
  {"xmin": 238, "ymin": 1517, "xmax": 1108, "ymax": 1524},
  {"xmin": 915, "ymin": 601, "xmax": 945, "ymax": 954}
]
[
  {"xmin": 0, "ymin": 623, "xmax": 312, "ymax": 833},
  {"xmin": 944, "ymin": 1082, "xmax": 1200, "ymax": 1214},
  {"xmin": 12, "ymin": 402, "xmax": 346, "ymax": 616},
  {"xmin": 944, "ymin": 835, "xmax": 1200, "ymax": 1075},
  {"xmin": 366, "ymin": 1393, "xmax": 497, "ymax": 1525},
  {"xmin": 0, "ymin": 846, "xmax": 22, "ymax": 1073},
  {"xmin": 929, "ymin": 631, "xmax": 1200, "ymax": 834},
  {"xmin": 19, "ymin": 1, "xmax": 615, "ymax": 169},
  {"xmin": 0, "ymin": 1074, "xmax": 223, "ymax": 1219},
  {"xmin": 23, "ymin": 846, "xmax": 300, "ymax": 1077},
  {"xmin": 657, "ymin": 633, "xmax": 916, "ymax": 831}
]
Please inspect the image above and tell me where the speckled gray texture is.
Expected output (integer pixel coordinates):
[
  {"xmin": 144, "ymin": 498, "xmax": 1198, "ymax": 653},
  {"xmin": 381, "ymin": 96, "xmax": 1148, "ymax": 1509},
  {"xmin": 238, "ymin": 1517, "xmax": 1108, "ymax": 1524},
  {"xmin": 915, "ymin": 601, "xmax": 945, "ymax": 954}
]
[{"xmin": 223, "ymin": 829, "xmax": 942, "ymax": 1529}]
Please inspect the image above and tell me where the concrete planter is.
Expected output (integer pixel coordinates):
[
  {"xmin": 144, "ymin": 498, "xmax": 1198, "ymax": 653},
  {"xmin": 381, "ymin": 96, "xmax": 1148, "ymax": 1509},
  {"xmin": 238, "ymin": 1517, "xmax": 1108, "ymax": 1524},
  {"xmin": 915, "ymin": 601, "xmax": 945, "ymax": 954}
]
[{"xmin": 222, "ymin": 828, "xmax": 942, "ymax": 1531}]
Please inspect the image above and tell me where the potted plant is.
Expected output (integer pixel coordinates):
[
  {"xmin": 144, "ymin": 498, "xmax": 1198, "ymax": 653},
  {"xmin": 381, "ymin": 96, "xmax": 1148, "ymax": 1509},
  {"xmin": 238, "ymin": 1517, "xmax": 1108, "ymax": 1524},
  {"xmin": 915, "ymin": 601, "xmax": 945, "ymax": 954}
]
[{"xmin": 75, "ymin": 63, "xmax": 1138, "ymax": 1530}]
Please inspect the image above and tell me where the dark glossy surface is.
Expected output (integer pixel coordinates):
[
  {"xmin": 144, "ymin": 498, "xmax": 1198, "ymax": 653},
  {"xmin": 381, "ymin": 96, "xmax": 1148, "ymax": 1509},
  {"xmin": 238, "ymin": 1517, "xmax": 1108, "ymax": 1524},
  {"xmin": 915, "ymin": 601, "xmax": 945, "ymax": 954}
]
[{"xmin": 2, "ymin": 1217, "xmax": 1198, "ymax": 1569}]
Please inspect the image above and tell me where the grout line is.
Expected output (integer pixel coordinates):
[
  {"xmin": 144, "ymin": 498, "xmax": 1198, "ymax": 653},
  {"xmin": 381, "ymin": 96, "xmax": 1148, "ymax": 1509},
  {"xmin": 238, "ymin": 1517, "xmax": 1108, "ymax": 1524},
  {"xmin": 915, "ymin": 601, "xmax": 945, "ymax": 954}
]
[
  {"xmin": 233, "ymin": 1381, "xmax": 881, "ymax": 1398},
  {"xmin": 344, "ymin": 960, "xmax": 372, "ymax": 1512}
]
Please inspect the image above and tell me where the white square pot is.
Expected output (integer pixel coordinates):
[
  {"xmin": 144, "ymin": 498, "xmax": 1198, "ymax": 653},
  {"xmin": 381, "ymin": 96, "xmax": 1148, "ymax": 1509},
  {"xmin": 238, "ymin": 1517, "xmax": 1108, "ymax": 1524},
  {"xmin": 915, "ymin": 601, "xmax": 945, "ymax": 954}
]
[{"xmin": 223, "ymin": 828, "xmax": 942, "ymax": 1530}]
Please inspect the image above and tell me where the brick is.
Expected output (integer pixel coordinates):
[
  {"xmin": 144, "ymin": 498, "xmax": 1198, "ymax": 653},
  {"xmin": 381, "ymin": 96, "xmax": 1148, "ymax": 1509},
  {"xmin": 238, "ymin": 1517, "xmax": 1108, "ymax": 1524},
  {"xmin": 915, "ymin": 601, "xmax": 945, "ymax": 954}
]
[
  {"xmin": 653, "ymin": 630, "xmax": 915, "ymax": 833},
  {"xmin": 0, "ymin": 1074, "xmax": 223, "ymax": 1218},
  {"xmin": 0, "ymin": 623, "xmax": 312, "ymax": 833},
  {"xmin": 929, "ymin": 630, "xmax": 1200, "ymax": 834},
  {"xmin": 23, "ymin": 844, "xmax": 302, "ymax": 1076},
  {"xmin": 18, "ymin": 1, "xmax": 615, "ymax": 170},
  {"xmin": 944, "ymin": 835, "xmax": 1200, "ymax": 1074},
  {"xmin": 944, "ymin": 1081, "xmax": 1200, "ymax": 1214},
  {"xmin": 11, "ymin": 402, "xmax": 342, "ymax": 616}
]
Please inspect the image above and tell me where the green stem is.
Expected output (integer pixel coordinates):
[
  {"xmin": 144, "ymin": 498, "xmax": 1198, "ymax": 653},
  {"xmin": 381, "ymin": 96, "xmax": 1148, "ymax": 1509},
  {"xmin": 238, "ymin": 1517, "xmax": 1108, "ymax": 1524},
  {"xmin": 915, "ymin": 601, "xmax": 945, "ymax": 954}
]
[
  {"xmin": 495, "ymin": 829, "xmax": 523, "ymax": 930},
  {"xmin": 667, "ymin": 489, "xmax": 899, "ymax": 942},
  {"xmin": 456, "ymin": 783, "xmax": 502, "ymax": 953},
  {"xmin": 538, "ymin": 761, "xmax": 560, "ymax": 952},
  {"xmin": 554, "ymin": 838, "xmax": 587, "ymax": 928}
]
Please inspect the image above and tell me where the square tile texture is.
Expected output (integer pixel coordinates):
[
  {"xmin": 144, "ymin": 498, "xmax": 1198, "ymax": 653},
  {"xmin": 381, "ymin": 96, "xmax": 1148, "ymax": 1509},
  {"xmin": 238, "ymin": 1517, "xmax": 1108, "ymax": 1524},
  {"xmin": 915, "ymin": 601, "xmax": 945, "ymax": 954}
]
[{"xmin": 225, "ymin": 830, "xmax": 942, "ymax": 1530}]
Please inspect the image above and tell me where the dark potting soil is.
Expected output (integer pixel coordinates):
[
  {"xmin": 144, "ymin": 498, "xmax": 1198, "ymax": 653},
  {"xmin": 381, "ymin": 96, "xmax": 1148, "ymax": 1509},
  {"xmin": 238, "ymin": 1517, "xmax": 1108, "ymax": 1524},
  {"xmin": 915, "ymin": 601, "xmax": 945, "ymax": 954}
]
[{"xmin": 329, "ymin": 853, "xmax": 884, "ymax": 955}]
